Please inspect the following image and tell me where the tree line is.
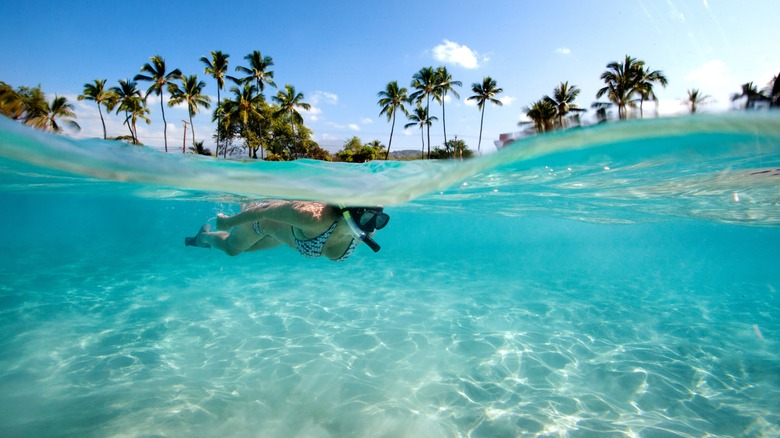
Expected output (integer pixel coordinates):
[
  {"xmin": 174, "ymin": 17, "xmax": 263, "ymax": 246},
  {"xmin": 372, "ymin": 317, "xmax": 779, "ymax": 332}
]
[
  {"xmin": 1, "ymin": 52, "xmax": 778, "ymax": 161},
  {"xmin": 378, "ymin": 67, "xmax": 502, "ymax": 160},
  {"xmin": 519, "ymin": 55, "xmax": 779, "ymax": 135}
]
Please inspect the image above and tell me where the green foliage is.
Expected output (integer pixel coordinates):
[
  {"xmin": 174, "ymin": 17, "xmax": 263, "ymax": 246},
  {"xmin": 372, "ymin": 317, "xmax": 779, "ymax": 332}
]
[
  {"xmin": 134, "ymin": 55, "xmax": 181, "ymax": 151},
  {"xmin": 110, "ymin": 79, "xmax": 144, "ymax": 144},
  {"xmin": 686, "ymin": 89, "xmax": 710, "ymax": 114},
  {"xmin": 16, "ymin": 85, "xmax": 48, "ymax": 123},
  {"xmin": 189, "ymin": 140, "xmax": 212, "ymax": 155},
  {"xmin": 523, "ymin": 99, "xmax": 558, "ymax": 133},
  {"xmin": 377, "ymin": 80, "xmax": 409, "ymax": 159},
  {"xmin": 78, "ymin": 79, "xmax": 116, "ymax": 139},
  {"xmin": 0, "ymin": 81, "xmax": 24, "ymax": 118},
  {"xmin": 5, "ymin": 85, "xmax": 80, "ymax": 133},
  {"xmin": 236, "ymin": 50, "xmax": 276, "ymax": 92},
  {"xmin": 730, "ymin": 82, "xmax": 765, "ymax": 109},
  {"xmin": 430, "ymin": 138, "xmax": 473, "ymax": 160},
  {"xmin": 168, "ymin": 74, "xmax": 211, "ymax": 146},
  {"xmin": 468, "ymin": 76, "xmax": 503, "ymax": 153},
  {"xmin": 596, "ymin": 55, "xmax": 667, "ymax": 119},
  {"xmin": 336, "ymin": 136, "xmax": 381, "ymax": 162},
  {"xmin": 201, "ymin": 51, "xmax": 231, "ymax": 157}
]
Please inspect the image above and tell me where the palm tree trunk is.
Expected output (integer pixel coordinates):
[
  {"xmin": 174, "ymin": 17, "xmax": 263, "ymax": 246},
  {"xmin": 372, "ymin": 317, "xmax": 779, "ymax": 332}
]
[
  {"xmin": 441, "ymin": 100, "xmax": 447, "ymax": 148},
  {"xmin": 385, "ymin": 111, "xmax": 395, "ymax": 160},
  {"xmin": 477, "ymin": 106, "xmax": 485, "ymax": 153},
  {"xmin": 216, "ymin": 87, "xmax": 221, "ymax": 158},
  {"xmin": 97, "ymin": 104, "xmax": 107, "ymax": 139},
  {"xmin": 420, "ymin": 128, "xmax": 424, "ymax": 160},
  {"xmin": 123, "ymin": 112, "xmax": 136, "ymax": 144},
  {"xmin": 426, "ymin": 96, "xmax": 432, "ymax": 159},
  {"xmin": 189, "ymin": 111, "xmax": 195, "ymax": 145},
  {"xmin": 160, "ymin": 97, "xmax": 168, "ymax": 152}
]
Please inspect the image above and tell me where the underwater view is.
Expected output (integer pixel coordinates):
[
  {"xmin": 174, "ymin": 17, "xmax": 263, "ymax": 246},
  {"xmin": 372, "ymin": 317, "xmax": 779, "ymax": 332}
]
[{"xmin": 1, "ymin": 114, "xmax": 779, "ymax": 437}]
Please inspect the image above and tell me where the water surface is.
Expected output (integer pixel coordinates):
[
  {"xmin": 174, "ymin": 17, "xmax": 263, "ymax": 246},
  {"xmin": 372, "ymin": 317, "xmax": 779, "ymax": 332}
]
[{"xmin": 0, "ymin": 115, "xmax": 778, "ymax": 437}]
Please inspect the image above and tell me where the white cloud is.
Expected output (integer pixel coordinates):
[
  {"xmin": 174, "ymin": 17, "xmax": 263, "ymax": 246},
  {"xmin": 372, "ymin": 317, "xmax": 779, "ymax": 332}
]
[
  {"xmin": 555, "ymin": 47, "xmax": 571, "ymax": 55},
  {"xmin": 499, "ymin": 96, "xmax": 516, "ymax": 106},
  {"xmin": 305, "ymin": 91, "xmax": 338, "ymax": 123},
  {"xmin": 464, "ymin": 98, "xmax": 477, "ymax": 107},
  {"xmin": 433, "ymin": 40, "xmax": 482, "ymax": 69},
  {"xmin": 360, "ymin": 117, "xmax": 373, "ymax": 125},
  {"xmin": 302, "ymin": 106, "xmax": 322, "ymax": 122},
  {"xmin": 319, "ymin": 133, "xmax": 339, "ymax": 142},
  {"xmin": 685, "ymin": 60, "xmax": 732, "ymax": 89},
  {"xmin": 348, "ymin": 123, "xmax": 360, "ymax": 131},
  {"xmin": 325, "ymin": 121, "xmax": 345, "ymax": 129},
  {"xmin": 683, "ymin": 60, "xmax": 737, "ymax": 110},
  {"xmin": 309, "ymin": 90, "xmax": 338, "ymax": 106}
]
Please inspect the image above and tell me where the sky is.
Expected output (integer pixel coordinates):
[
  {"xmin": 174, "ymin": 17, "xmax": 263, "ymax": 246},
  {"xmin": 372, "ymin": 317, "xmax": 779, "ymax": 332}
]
[{"xmin": 1, "ymin": 0, "xmax": 778, "ymax": 154}]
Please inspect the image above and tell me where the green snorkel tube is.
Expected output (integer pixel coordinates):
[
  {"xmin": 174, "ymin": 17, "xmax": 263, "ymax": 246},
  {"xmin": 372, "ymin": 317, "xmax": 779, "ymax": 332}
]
[{"xmin": 341, "ymin": 207, "xmax": 382, "ymax": 253}]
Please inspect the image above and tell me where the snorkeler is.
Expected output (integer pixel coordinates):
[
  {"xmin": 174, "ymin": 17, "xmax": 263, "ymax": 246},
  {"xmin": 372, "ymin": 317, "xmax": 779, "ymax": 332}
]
[{"xmin": 184, "ymin": 200, "xmax": 389, "ymax": 261}]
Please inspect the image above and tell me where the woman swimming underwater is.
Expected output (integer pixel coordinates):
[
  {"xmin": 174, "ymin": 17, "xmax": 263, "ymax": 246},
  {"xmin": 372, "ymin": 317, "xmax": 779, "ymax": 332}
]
[{"xmin": 185, "ymin": 200, "xmax": 389, "ymax": 261}]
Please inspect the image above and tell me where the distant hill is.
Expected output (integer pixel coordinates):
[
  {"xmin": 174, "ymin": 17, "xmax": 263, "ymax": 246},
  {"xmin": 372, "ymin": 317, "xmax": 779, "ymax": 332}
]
[{"xmin": 389, "ymin": 149, "xmax": 424, "ymax": 160}]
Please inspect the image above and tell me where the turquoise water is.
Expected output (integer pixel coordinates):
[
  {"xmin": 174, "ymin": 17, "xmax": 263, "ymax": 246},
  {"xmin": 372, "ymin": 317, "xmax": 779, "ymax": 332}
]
[{"xmin": 0, "ymin": 115, "xmax": 779, "ymax": 437}]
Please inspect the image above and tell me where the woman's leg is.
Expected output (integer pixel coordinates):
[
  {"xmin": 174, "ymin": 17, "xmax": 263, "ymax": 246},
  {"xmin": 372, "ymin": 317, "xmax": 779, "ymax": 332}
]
[
  {"xmin": 247, "ymin": 220, "xmax": 295, "ymax": 250},
  {"xmin": 200, "ymin": 222, "xmax": 267, "ymax": 256}
]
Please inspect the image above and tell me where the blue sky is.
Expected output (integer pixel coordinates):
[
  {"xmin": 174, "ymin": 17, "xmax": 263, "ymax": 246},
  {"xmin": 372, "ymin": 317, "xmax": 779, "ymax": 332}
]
[{"xmin": 1, "ymin": 0, "xmax": 778, "ymax": 153}]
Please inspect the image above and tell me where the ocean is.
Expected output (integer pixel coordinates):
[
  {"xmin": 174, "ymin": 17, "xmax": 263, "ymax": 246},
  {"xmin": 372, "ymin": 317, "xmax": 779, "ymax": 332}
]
[{"xmin": 0, "ymin": 114, "xmax": 778, "ymax": 437}]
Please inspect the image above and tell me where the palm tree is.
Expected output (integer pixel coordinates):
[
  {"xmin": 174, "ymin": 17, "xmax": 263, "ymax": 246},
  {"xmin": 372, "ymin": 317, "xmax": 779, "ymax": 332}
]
[
  {"xmin": 404, "ymin": 104, "xmax": 437, "ymax": 160},
  {"xmin": 544, "ymin": 81, "xmax": 583, "ymax": 128},
  {"xmin": 222, "ymin": 83, "xmax": 264, "ymax": 158},
  {"xmin": 119, "ymin": 95, "xmax": 150, "ymax": 144},
  {"xmin": 634, "ymin": 66, "xmax": 668, "ymax": 117},
  {"xmin": 366, "ymin": 139, "xmax": 386, "ymax": 158},
  {"xmin": 434, "ymin": 66, "xmax": 462, "ymax": 147},
  {"xmin": 590, "ymin": 101, "xmax": 613, "ymax": 123},
  {"xmin": 731, "ymin": 82, "xmax": 764, "ymax": 109},
  {"xmin": 1, "ymin": 82, "xmax": 25, "ymax": 119},
  {"xmin": 189, "ymin": 140, "xmax": 212, "ymax": 156},
  {"xmin": 201, "ymin": 50, "xmax": 230, "ymax": 156},
  {"xmin": 236, "ymin": 50, "xmax": 276, "ymax": 92},
  {"xmin": 597, "ymin": 55, "xmax": 644, "ymax": 120},
  {"xmin": 768, "ymin": 73, "xmax": 780, "ymax": 108},
  {"xmin": 134, "ymin": 55, "xmax": 181, "ymax": 152},
  {"xmin": 686, "ymin": 89, "xmax": 710, "ymax": 114},
  {"xmin": 110, "ymin": 79, "xmax": 143, "ymax": 143},
  {"xmin": 522, "ymin": 99, "xmax": 557, "ymax": 134},
  {"xmin": 410, "ymin": 66, "xmax": 438, "ymax": 158},
  {"xmin": 17, "ymin": 86, "xmax": 48, "ymax": 124},
  {"xmin": 377, "ymin": 81, "xmax": 410, "ymax": 160},
  {"xmin": 467, "ymin": 76, "xmax": 503, "ymax": 153},
  {"xmin": 272, "ymin": 84, "xmax": 310, "ymax": 145},
  {"xmin": 168, "ymin": 74, "xmax": 211, "ymax": 148},
  {"xmin": 78, "ymin": 79, "xmax": 116, "ymax": 139},
  {"xmin": 25, "ymin": 95, "xmax": 81, "ymax": 133}
]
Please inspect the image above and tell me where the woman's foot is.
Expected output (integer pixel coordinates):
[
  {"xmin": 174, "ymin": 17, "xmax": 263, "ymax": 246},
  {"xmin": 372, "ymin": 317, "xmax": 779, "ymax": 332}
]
[{"xmin": 185, "ymin": 224, "xmax": 212, "ymax": 248}]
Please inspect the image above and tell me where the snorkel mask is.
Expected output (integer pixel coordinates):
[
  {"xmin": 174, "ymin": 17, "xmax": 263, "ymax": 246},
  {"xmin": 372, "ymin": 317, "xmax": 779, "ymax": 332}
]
[{"xmin": 341, "ymin": 207, "xmax": 389, "ymax": 253}]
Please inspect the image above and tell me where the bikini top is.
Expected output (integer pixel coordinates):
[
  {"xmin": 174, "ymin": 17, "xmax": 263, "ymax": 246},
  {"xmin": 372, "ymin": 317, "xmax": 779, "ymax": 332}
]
[{"xmin": 293, "ymin": 220, "xmax": 357, "ymax": 262}]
